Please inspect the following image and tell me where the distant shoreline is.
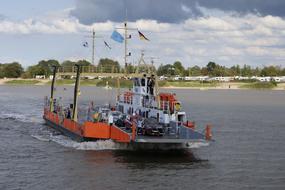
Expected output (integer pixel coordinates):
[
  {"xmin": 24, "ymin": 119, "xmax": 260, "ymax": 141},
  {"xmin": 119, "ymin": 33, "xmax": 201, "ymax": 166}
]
[
  {"xmin": 1, "ymin": 78, "xmax": 285, "ymax": 90},
  {"xmin": 160, "ymin": 86, "xmax": 285, "ymax": 90}
]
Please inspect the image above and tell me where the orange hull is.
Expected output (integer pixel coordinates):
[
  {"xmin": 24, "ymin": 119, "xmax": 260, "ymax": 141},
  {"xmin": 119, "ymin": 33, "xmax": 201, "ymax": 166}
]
[{"xmin": 44, "ymin": 109, "xmax": 131, "ymax": 143}]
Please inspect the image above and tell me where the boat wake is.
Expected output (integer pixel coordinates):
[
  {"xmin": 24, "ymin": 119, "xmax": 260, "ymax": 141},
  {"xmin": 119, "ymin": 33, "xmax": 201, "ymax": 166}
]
[
  {"xmin": 186, "ymin": 141, "xmax": 210, "ymax": 149},
  {"xmin": 32, "ymin": 129, "xmax": 129, "ymax": 150},
  {"xmin": 31, "ymin": 135, "xmax": 51, "ymax": 142},
  {"xmin": 32, "ymin": 127, "xmax": 210, "ymax": 151},
  {"xmin": 0, "ymin": 112, "xmax": 43, "ymax": 124},
  {"xmin": 52, "ymin": 135, "xmax": 129, "ymax": 150}
]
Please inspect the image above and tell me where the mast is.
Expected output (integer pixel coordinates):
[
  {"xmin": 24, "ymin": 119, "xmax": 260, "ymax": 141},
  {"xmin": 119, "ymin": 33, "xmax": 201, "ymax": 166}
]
[
  {"xmin": 117, "ymin": 78, "xmax": 121, "ymax": 101},
  {"xmin": 124, "ymin": 5, "xmax": 128, "ymax": 74},
  {"xmin": 72, "ymin": 64, "xmax": 81, "ymax": 122},
  {"xmin": 92, "ymin": 29, "xmax": 95, "ymax": 65},
  {"xmin": 124, "ymin": 22, "xmax": 128, "ymax": 73},
  {"xmin": 84, "ymin": 29, "xmax": 101, "ymax": 66},
  {"xmin": 155, "ymin": 75, "xmax": 160, "ymax": 109},
  {"xmin": 50, "ymin": 66, "xmax": 57, "ymax": 112}
]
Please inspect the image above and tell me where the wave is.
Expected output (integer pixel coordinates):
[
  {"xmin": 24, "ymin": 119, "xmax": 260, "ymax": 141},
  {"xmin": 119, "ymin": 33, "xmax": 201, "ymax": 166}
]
[
  {"xmin": 33, "ymin": 132, "xmax": 128, "ymax": 150},
  {"xmin": 35, "ymin": 133, "xmax": 209, "ymax": 151},
  {"xmin": 51, "ymin": 135, "xmax": 128, "ymax": 150},
  {"xmin": 0, "ymin": 112, "xmax": 43, "ymax": 123},
  {"xmin": 31, "ymin": 124, "xmax": 210, "ymax": 151},
  {"xmin": 31, "ymin": 135, "xmax": 51, "ymax": 142},
  {"xmin": 186, "ymin": 141, "xmax": 210, "ymax": 149}
]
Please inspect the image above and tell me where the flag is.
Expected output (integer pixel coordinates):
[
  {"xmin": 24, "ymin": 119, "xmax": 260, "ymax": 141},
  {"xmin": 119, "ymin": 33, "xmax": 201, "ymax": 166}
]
[
  {"xmin": 138, "ymin": 30, "xmax": 149, "ymax": 41},
  {"xmin": 111, "ymin": 30, "xmax": 124, "ymax": 43},
  {"xmin": 104, "ymin": 41, "xmax": 112, "ymax": 49},
  {"xmin": 83, "ymin": 42, "xmax": 88, "ymax": 47}
]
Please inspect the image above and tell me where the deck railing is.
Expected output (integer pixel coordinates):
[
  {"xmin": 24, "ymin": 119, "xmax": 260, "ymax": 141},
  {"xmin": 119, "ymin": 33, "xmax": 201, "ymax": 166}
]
[{"xmin": 57, "ymin": 66, "xmax": 121, "ymax": 74}]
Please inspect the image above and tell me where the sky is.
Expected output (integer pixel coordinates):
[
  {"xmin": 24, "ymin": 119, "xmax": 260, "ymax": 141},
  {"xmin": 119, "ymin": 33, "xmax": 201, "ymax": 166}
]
[{"xmin": 0, "ymin": 0, "xmax": 285, "ymax": 68}]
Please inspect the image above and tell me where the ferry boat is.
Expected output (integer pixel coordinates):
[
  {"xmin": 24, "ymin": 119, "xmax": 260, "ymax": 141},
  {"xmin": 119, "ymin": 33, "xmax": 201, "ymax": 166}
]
[{"xmin": 43, "ymin": 65, "xmax": 212, "ymax": 149}]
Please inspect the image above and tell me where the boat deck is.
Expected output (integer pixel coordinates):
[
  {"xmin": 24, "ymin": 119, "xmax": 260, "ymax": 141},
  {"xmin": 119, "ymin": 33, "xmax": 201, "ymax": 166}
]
[
  {"xmin": 134, "ymin": 136, "xmax": 204, "ymax": 144},
  {"xmin": 120, "ymin": 126, "xmax": 206, "ymax": 144}
]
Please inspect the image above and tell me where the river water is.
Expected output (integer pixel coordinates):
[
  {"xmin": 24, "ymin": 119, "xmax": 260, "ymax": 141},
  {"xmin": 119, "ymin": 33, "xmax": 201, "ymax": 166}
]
[{"xmin": 0, "ymin": 86, "xmax": 285, "ymax": 190}]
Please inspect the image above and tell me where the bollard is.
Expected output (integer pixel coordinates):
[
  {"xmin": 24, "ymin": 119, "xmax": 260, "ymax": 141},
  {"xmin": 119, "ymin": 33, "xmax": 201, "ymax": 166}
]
[{"xmin": 205, "ymin": 125, "xmax": 212, "ymax": 140}]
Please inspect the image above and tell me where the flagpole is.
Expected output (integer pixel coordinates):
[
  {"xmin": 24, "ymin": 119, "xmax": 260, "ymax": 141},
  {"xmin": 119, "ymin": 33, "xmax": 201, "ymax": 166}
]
[
  {"xmin": 92, "ymin": 29, "xmax": 95, "ymax": 65},
  {"xmin": 115, "ymin": 7, "xmax": 137, "ymax": 74},
  {"xmin": 124, "ymin": 4, "xmax": 128, "ymax": 74},
  {"xmin": 124, "ymin": 22, "xmax": 128, "ymax": 74},
  {"xmin": 84, "ymin": 29, "xmax": 102, "ymax": 66}
]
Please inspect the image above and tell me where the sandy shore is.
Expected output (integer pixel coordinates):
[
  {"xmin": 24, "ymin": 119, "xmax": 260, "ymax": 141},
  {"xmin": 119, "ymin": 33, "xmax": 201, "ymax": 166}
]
[
  {"xmin": 161, "ymin": 83, "xmax": 285, "ymax": 90},
  {"xmin": 0, "ymin": 78, "xmax": 49, "ymax": 85},
  {"xmin": 1, "ymin": 79, "xmax": 285, "ymax": 90},
  {"xmin": 0, "ymin": 79, "xmax": 8, "ymax": 85}
]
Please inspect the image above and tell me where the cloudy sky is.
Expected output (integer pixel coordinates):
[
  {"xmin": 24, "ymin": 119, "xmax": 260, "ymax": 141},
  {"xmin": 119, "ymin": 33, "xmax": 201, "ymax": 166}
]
[{"xmin": 1, "ymin": 0, "xmax": 285, "ymax": 68}]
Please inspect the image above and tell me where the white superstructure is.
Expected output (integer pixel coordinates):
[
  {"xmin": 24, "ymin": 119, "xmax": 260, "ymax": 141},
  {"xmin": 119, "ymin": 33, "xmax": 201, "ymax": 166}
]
[{"xmin": 116, "ymin": 75, "xmax": 187, "ymax": 126}]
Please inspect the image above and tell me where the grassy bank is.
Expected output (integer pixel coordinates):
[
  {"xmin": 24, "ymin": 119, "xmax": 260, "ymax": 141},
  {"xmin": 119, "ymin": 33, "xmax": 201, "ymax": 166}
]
[
  {"xmin": 240, "ymin": 82, "xmax": 277, "ymax": 89},
  {"xmin": 92, "ymin": 79, "xmax": 218, "ymax": 88},
  {"xmin": 46, "ymin": 79, "xmax": 75, "ymax": 85},
  {"xmin": 159, "ymin": 81, "xmax": 218, "ymax": 88},
  {"xmin": 5, "ymin": 80, "xmax": 40, "ymax": 85},
  {"xmin": 2, "ymin": 78, "xmax": 283, "ymax": 90},
  {"xmin": 46, "ymin": 79, "xmax": 132, "ymax": 88},
  {"xmin": 96, "ymin": 79, "xmax": 133, "ymax": 88},
  {"xmin": 44, "ymin": 79, "xmax": 216, "ymax": 88}
]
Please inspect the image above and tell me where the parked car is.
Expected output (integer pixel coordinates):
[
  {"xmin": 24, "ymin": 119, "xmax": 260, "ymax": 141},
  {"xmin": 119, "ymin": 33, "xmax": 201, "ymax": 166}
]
[{"xmin": 142, "ymin": 117, "xmax": 164, "ymax": 136}]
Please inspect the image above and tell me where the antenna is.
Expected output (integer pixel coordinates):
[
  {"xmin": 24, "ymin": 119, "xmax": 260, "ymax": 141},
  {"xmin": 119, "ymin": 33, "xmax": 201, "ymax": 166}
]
[
  {"xmin": 116, "ymin": 3, "xmax": 137, "ymax": 74},
  {"xmin": 84, "ymin": 29, "xmax": 102, "ymax": 65},
  {"xmin": 125, "ymin": 22, "xmax": 128, "ymax": 72},
  {"xmin": 136, "ymin": 50, "xmax": 158, "ymax": 74},
  {"xmin": 124, "ymin": 0, "xmax": 128, "ymax": 73},
  {"xmin": 116, "ymin": 23, "xmax": 136, "ymax": 74},
  {"xmin": 92, "ymin": 29, "xmax": 95, "ymax": 65},
  {"xmin": 125, "ymin": 0, "xmax": 128, "ymax": 23}
]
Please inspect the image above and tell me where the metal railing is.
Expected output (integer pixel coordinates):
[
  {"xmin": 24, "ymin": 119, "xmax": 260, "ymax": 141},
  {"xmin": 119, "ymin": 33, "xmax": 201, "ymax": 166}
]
[{"xmin": 57, "ymin": 66, "xmax": 121, "ymax": 74}]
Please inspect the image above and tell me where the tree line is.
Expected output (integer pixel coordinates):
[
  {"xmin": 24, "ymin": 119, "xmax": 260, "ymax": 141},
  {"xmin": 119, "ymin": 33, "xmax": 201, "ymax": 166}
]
[
  {"xmin": 0, "ymin": 58, "xmax": 120, "ymax": 78},
  {"xmin": 1, "ymin": 59, "xmax": 285, "ymax": 79},
  {"xmin": 157, "ymin": 61, "xmax": 285, "ymax": 77}
]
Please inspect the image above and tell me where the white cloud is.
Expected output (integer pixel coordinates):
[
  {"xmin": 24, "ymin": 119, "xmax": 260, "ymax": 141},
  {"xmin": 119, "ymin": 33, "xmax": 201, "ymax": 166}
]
[
  {"xmin": 181, "ymin": 4, "xmax": 191, "ymax": 13},
  {"xmin": 134, "ymin": 20, "xmax": 171, "ymax": 32},
  {"xmin": 1, "ymin": 6, "xmax": 285, "ymax": 67}
]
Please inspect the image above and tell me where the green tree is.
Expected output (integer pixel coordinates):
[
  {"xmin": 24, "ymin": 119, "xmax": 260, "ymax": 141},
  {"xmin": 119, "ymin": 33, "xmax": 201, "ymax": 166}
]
[
  {"xmin": 229, "ymin": 65, "xmax": 241, "ymax": 76},
  {"xmin": 157, "ymin": 64, "xmax": 175, "ymax": 76},
  {"xmin": 25, "ymin": 59, "xmax": 60, "ymax": 78},
  {"xmin": 173, "ymin": 61, "xmax": 185, "ymax": 76},
  {"xmin": 26, "ymin": 65, "xmax": 45, "ymax": 78},
  {"xmin": 61, "ymin": 60, "xmax": 91, "ymax": 72},
  {"xmin": 61, "ymin": 60, "xmax": 76, "ymax": 67},
  {"xmin": 1, "ymin": 62, "xmax": 23, "ymax": 78},
  {"xmin": 201, "ymin": 67, "xmax": 208, "ymax": 76},
  {"xmin": 77, "ymin": 60, "xmax": 91, "ymax": 66},
  {"xmin": 261, "ymin": 66, "xmax": 280, "ymax": 76},
  {"xmin": 206, "ymin": 61, "xmax": 217, "ymax": 76},
  {"xmin": 0, "ymin": 64, "xmax": 3, "ymax": 78},
  {"xmin": 38, "ymin": 59, "xmax": 60, "ymax": 76},
  {"xmin": 241, "ymin": 64, "xmax": 252, "ymax": 77},
  {"xmin": 281, "ymin": 68, "xmax": 285, "ymax": 76},
  {"xmin": 125, "ymin": 64, "xmax": 136, "ymax": 74},
  {"xmin": 214, "ymin": 65, "xmax": 227, "ymax": 76},
  {"xmin": 97, "ymin": 58, "xmax": 120, "ymax": 73},
  {"xmin": 252, "ymin": 67, "xmax": 261, "ymax": 76},
  {"xmin": 206, "ymin": 62, "xmax": 228, "ymax": 76},
  {"xmin": 136, "ymin": 64, "xmax": 156, "ymax": 74},
  {"xmin": 188, "ymin": 65, "xmax": 201, "ymax": 76}
]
